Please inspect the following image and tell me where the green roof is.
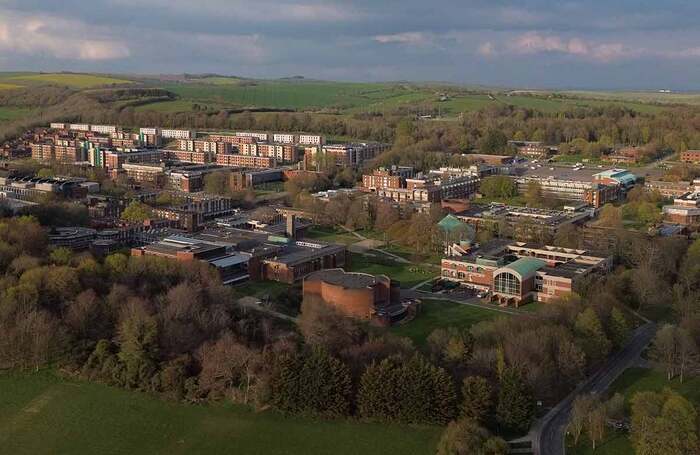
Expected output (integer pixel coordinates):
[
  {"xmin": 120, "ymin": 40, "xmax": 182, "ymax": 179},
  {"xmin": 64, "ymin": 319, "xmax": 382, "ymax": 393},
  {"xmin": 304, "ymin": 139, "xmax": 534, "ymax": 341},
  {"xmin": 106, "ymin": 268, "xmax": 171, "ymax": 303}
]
[
  {"xmin": 438, "ymin": 214, "xmax": 466, "ymax": 232},
  {"xmin": 502, "ymin": 257, "xmax": 546, "ymax": 279}
]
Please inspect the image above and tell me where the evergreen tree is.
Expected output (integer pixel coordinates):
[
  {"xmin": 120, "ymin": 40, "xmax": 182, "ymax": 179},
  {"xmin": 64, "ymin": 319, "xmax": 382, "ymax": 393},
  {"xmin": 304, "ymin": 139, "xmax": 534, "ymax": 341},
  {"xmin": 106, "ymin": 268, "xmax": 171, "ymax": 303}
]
[
  {"xmin": 609, "ymin": 307, "xmax": 631, "ymax": 348},
  {"xmin": 496, "ymin": 367, "xmax": 535, "ymax": 432},
  {"xmin": 461, "ymin": 376, "xmax": 493, "ymax": 423}
]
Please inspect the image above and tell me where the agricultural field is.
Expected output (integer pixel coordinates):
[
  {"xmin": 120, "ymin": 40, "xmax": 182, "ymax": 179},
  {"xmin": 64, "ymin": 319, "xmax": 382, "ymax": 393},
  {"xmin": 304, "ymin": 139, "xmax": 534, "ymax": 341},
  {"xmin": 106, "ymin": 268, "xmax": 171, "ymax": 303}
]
[
  {"xmin": 391, "ymin": 299, "xmax": 501, "ymax": 345},
  {"xmin": 1, "ymin": 73, "xmax": 132, "ymax": 88},
  {"xmin": 0, "ymin": 83, "xmax": 22, "ymax": 91},
  {"xmin": 0, "ymin": 371, "xmax": 441, "ymax": 455},
  {"xmin": 568, "ymin": 367, "xmax": 700, "ymax": 455}
]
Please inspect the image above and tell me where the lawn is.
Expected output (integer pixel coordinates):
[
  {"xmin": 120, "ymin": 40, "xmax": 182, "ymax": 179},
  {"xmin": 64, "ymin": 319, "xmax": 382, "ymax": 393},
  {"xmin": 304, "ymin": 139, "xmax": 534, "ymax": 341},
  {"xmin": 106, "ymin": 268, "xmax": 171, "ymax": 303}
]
[
  {"xmin": 4, "ymin": 73, "xmax": 132, "ymax": 88},
  {"xmin": 304, "ymin": 226, "xmax": 361, "ymax": 245},
  {"xmin": 391, "ymin": 299, "xmax": 501, "ymax": 345},
  {"xmin": 0, "ymin": 82, "xmax": 22, "ymax": 90},
  {"xmin": 568, "ymin": 367, "xmax": 700, "ymax": 455},
  {"xmin": 233, "ymin": 280, "xmax": 292, "ymax": 300},
  {"xmin": 347, "ymin": 252, "xmax": 434, "ymax": 288},
  {"xmin": 0, "ymin": 371, "xmax": 441, "ymax": 455}
]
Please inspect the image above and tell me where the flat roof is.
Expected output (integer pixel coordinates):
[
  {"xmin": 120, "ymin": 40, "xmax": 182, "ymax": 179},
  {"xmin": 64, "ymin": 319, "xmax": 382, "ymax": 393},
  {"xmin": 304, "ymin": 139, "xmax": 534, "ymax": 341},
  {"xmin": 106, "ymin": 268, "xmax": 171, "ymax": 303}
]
[{"xmin": 306, "ymin": 268, "xmax": 380, "ymax": 289}]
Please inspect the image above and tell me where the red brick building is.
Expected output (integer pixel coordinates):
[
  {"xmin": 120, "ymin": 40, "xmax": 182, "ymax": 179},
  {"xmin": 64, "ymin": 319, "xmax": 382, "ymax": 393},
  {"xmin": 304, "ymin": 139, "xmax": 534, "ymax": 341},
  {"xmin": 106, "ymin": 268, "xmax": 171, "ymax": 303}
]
[{"xmin": 680, "ymin": 150, "xmax": 700, "ymax": 164}]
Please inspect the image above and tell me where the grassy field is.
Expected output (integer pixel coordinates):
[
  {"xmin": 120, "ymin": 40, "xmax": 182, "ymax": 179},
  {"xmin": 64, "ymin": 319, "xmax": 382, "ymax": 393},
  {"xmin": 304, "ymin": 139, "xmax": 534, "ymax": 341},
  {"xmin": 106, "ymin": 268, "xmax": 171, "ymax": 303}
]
[
  {"xmin": 391, "ymin": 299, "xmax": 501, "ymax": 345},
  {"xmin": 304, "ymin": 226, "xmax": 362, "ymax": 245},
  {"xmin": 568, "ymin": 367, "xmax": 700, "ymax": 455},
  {"xmin": 0, "ymin": 371, "xmax": 441, "ymax": 455},
  {"xmin": 0, "ymin": 107, "xmax": 34, "ymax": 122},
  {"xmin": 232, "ymin": 280, "xmax": 293, "ymax": 300},
  {"xmin": 347, "ymin": 252, "xmax": 435, "ymax": 289},
  {"xmin": 0, "ymin": 82, "xmax": 22, "ymax": 91},
  {"xmin": 3, "ymin": 73, "xmax": 132, "ymax": 88}
]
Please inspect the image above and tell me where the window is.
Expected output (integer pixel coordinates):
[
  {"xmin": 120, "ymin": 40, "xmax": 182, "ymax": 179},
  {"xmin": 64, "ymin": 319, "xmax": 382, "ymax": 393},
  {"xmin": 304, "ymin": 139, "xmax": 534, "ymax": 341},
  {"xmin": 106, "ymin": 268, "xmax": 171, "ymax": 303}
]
[
  {"xmin": 477, "ymin": 267, "xmax": 483, "ymax": 272},
  {"xmin": 494, "ymin": 272, "xmax": 521, "ymax": 296},
  {"xmin": 458, "ymin": 272, "xmax": 465, "ymax": 279},
  {"xmin": 467, "ymin": 266, "xmax": 473, "ymax": 272}
]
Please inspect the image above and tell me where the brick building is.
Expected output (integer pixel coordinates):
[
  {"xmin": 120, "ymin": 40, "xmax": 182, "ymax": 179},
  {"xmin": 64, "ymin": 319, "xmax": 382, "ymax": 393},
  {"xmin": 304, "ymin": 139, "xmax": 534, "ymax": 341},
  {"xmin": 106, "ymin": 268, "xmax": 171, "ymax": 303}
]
[
  {"xmin": 215, "ymin": 154, "xmax": 276, "ymax": 168},
  {"xmin": 680, "ymin": 150, "xmax": 700, "ymax": 164}
]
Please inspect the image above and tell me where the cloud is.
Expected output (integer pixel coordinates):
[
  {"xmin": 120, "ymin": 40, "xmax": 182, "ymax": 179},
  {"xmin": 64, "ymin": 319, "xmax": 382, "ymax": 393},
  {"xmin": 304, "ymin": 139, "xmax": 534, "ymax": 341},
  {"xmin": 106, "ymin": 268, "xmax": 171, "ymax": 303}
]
[
  {"xmin": 0, "ymin": 13, "xmax": 129, "ymax": 60},
  {"xmin": 373, "ymin": 32, "xmax": 434, "ymax": 46},
  {"xmin": 477, "ymin": 41, "xmax": 496, "ymax": 56},
  {"xmin": 502, "ymin": 32, "xmax": 640, "ymax": 62}
]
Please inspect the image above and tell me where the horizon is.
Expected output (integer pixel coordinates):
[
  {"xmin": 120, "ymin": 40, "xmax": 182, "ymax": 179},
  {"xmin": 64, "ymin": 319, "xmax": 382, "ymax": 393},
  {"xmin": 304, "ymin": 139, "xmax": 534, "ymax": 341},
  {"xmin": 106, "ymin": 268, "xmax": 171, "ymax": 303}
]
[{"xmin": 2, "ymin": 1, "xmax": 700, "ymax": 90}]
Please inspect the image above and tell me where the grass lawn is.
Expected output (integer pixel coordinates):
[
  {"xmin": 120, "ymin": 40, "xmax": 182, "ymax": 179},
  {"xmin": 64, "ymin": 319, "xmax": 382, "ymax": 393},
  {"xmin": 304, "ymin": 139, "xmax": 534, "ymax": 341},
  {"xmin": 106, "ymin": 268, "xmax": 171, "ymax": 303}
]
[
  {"xmin": 568, "ymin": 367, "xmax": 700, "ymax": 455},
  {"xmin": 304, "ymin": 226, "xmax": 360, "ymax": 245},
  {"xmin": 347, "ymin": 253, "xmax": 434, "ymax": 288},
  {"xmin": 0, "ymin": 82, "xmax": 22, "ymax": 90},
  {"xmin": 391, "ymin": 299, "xmax": 501, "ymax": 345},
  {"xmin": 233, "ymin": 280, "xmax": 292, "ymax": 299},
  {"xmin": 0, "ymin": 371, "xmax": 441, "ymax": 455},
  {"xmin": 5, "ymin": 73, "xmax": 132, "ymax": 88},
  {"xmin": 0, "ymin": 107, "xmax": 33, "ymax": 122}
]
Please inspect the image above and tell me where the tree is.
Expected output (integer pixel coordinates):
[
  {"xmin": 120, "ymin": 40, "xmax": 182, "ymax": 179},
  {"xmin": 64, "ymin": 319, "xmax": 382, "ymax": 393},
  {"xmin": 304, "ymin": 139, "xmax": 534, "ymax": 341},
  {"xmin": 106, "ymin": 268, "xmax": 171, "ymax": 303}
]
[
  {"xmin": 479, "ymin": 176, "xmax": 518, "ymax": 199},
  {"xmin": 569, "ymin": 394, "xmax": 596, "ymax": 446},
  {"xmin": 479, "ymin": 129, "xmax": 508, "ymax": 155},
  {"xmin": 496, "ymin": 367, "xmax": 535, "ymax": 432},
  {"xmin": 49, "ymin": 247, "xmax": 72, "ymax": 266},
  {"xmin": 117, "ymin": 299, "xmax": 159, "ymax": 389},
  {"xmin": 120, "ymin": 201, "xmax": 153, "ymax": 223},
  {"xmin": 524, "ymin": 181, "xmax": 544, "ymax": 207},
  {"xmin": 553, "ymin": 223, "xmax": 580, "ymax": 249},
  {"xmin": 630, "ymin": 389, "xmax": 698, "ymax": 455},
  {"xmin": 427, "ymin": 327, "xmax": 474, "ymax": 367},
  {"xmin": 650, "ymin": 324, "xmax": 698, "ymax": 382},
  {"xmin": 436, "ymin": 418, "xmax": 508, "ymax": 455},
  {"xmin": 574, "ymin": 308, "xmax": 611, "ymax": 365},
  {"xmin": 609, "ymin": 307, "xmax": 631, "ymax": 348},
  {"xmin": 461, "ymin": 376, "xmax": 493, "ymax": 423},
  {"xmin": 298, "ymin": 297, "xmax": 364, "ymax": 354}
]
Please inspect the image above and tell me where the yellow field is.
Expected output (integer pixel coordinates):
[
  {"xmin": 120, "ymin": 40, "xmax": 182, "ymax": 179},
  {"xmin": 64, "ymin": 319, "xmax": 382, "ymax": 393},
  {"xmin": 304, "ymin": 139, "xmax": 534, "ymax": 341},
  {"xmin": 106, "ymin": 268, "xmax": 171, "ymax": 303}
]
[
  {"xmin": 5, "ymin": 73, "xmax": 132, "ymax": 88},
  {"xmin": 0, "ymin": 83, "xmax": 22, "ymax": 90}
]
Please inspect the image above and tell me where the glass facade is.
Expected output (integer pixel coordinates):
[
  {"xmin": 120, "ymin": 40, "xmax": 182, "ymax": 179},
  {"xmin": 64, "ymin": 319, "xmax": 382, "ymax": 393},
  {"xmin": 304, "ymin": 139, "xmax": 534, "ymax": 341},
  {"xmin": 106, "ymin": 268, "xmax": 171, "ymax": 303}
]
[{"xmin": 495, "ymin": 272, "xmax": 521, "ymax": 296}]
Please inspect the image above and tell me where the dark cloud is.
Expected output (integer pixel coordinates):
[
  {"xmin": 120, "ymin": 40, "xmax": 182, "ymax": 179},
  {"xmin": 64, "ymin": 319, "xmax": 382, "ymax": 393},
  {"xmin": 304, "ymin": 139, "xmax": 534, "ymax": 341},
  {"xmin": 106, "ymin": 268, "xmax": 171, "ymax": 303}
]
[{"xmin": 0, "ymin": 0, "xmax": 699, "ymax": 89}]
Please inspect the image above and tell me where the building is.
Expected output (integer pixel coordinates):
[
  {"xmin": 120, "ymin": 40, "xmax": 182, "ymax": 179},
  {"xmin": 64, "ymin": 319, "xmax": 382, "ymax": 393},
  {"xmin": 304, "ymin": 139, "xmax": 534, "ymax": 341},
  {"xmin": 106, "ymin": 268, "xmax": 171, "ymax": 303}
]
[
  {"xmin": 104, "ymin": 149, "xmax": 164, "ymax": 170},
  {"xmin": 305, "ymin": 143, "xmax": 389, "ymax": 168},
  {"xmin": 257, "ymin": 143, "xmax": 299, "ymax": 162},
  {"xmin": 139, "ymin": 127, "xmax": 161, "ymax": 136},
  {"xmin": 303, "ymin": 269, "xmax": 405, "ymax": 322},
  {"xmin": 515, "ymin": 175, "xmax": 622, "ymax": 208},
  {"xmin": 680, "ymin": 150, "xmax": 700, "ymax": 164},
  {"xmin": 163, "ymin": 149, "xmax": 213, "ymax": 165},
  {"xmin": 645, "ymin": 180, "xmax": 692, "ymax": 198},
  {"xmin": 453, "ymin": 203, "xmax": 591, "ymax": 242},
  {"xmin": 48, "ymin": 227, "xmax": 97, "ymax": 250},
  {"xmin": 236, "ymin": 131, "xmax": 270, "ymax": 141},
  {"xmin": 207, "ymin": 134, "xmax": 256, "ymax": 145},
  {"xmin": 216, "ymin": 154, "xmax": 276, "ymax": 168},
  {"xmin": 50, "ymin": 122, "xmax": 68, "ymax": 130},
  {"xmin": 177, "ymin": 140, "xmax": 232, "ymax": 155},
  {"xmin": 441, "ymin": 242, "xmax": 611, "ymax": 306},
  {"xmin": 161, "ymin": 129, "xmax": 194, "ymax": 140},
  {"xmin": 662, "ymin": 182, "xmax": 700, "ymax": 226},
  {"xmin": 132, "ymin": 225, "xmax": 348, "ymax": 284},
  {"xmin": 592, "ymin": 168, "xmax": 638, "ymax": 189},
  {"xmin": 584, "ymin": 183, "xmax": 622, "ymax": 208},
  {"xmin": 603, "ymin": 147, "xmax": 643, "ymax": 164},
  {"xmin": 362, "ymin": 166, "xmax": 414, "ymax": 191},
  {"xmin": 467, "ymin": 154, "xmax": 513, "ymax": 165},
  {"xmin": 273, "ymin": 133, "xmax": 296, "ymax": 144},
  {"xmin": 121, "ymin": 163, "xmax": 166, "ymax": 185},
  {"xmin": 90, "ymin": 125, "xmax": 119, "ymax": 135},
  {"xmin": 509, "ymin": 141, "xmax": 556, "ymax": 159},
  {"xmin": 166, "ymin": 165, "xmax": 221, "ymax": 193},
  {"xmin": 69, "ymin": 124, "xmax": 90, "ymax": 132},
  {"xmin": 298, "ymin": 134, "xmax": 325, "ymax": 146}
]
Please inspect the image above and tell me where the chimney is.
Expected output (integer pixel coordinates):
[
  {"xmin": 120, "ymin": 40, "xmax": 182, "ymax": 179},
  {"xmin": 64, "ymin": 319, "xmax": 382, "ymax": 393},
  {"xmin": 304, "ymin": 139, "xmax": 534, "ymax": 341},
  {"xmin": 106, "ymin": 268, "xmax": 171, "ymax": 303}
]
[{"xmin": 286, "ymin": 214, "xmax": 296, "ymax": 239}]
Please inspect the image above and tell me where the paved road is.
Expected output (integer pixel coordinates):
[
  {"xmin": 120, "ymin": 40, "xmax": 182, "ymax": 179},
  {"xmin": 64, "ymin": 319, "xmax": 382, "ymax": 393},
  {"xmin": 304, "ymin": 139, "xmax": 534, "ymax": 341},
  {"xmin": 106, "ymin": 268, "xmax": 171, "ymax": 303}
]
[
  {"xmin": 401, "ymin": 289, "xmax": 531, "ymax": 317},
  {"xmin": 534, "ymin": 322, "xmax": 656, "ymax": 455}
]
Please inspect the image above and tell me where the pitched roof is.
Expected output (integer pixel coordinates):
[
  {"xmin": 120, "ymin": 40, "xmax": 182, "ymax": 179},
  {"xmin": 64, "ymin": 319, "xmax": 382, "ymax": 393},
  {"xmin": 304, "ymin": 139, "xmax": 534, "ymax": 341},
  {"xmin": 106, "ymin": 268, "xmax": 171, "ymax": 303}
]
[{"xmin": 438, "ymin": 214, "xmax": 467, "ymax": 232}]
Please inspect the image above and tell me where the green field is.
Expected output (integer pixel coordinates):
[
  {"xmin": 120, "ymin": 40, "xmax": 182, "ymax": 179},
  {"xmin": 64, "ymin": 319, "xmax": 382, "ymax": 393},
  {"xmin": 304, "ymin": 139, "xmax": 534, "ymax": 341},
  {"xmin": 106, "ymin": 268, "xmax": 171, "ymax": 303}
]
[
  {"xmin": 0, "ymin": 107, "xmax": 33, "ymax": 122},
  {"xmin": 3, "ymin": 73, "xmax": 132, "ymax": 88},
  {"xmin": 347, "ymin": 253, "xmax": 435, "ymax": 288},
  {"xmin": 0, "ymin": 371, "xmax": 441, "ymax": 455},
  {"xmin": 391, "ymin": 299, "xmax": 501, "ymax": 345},
  {"xmin": 305, "ymin": 226, "xmax": 363, "ymax": 245},
  {"xmin": 568, "ymin": 367, "xmax": 700, "ymax": 455},
  {"xmin": 0, "ymin": 83, "xmax": 21, "ymax": 91},
  {"xmin": 233, "ymin": 280, "xmax": 292, "ymax": 300}
]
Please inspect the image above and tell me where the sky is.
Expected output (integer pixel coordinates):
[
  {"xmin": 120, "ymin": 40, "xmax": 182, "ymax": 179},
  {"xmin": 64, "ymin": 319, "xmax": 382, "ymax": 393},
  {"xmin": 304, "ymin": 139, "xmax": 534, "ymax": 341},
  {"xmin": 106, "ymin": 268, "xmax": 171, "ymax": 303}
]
[{"xmin": 1, "ymin": 0, "xmax": 700, "ymax": 90}]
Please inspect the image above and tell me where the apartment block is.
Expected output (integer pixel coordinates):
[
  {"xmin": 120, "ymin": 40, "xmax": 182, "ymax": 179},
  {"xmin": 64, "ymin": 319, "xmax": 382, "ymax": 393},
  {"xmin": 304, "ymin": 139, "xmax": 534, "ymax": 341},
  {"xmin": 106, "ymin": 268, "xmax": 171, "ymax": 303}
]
[
  {"xmin": 236, "ymin": 131, "xmax": 270, "ymax": 141},
  {"xmin": 215, "ymin": 154, "xmax": 276, "ymax": 168},
  {"xmin": 90, "ymin": 125, "xmax": 119, "ymax": 134},
  {"xmin": 163, "ymin": 149, "xmax": 213, "ymax": 165},
  {"xmin": 273, "ymin": 133, "xmax": 296, "ymax": 144},
  {"xmin": 680, "ymin": 150, "xmax": 700, "ymax": 164},
  {"xmin": 298, "ymin": 134, "xmax": 325, "ymax": 146},
  {"xmin": 69, "ymin": 124, "xmax": 90, "ymax": 132},
  {"xmin": 161, "ymin": 129, "xmax": 194, "ymax": 140}
]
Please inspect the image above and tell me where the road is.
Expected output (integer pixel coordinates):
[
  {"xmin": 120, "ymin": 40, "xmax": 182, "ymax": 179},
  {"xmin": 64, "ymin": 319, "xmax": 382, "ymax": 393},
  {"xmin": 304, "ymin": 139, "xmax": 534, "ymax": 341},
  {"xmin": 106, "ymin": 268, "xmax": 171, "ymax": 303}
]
[
  {"xmin": 401, "ymin": 288, "xmax": 532, "ymax": 317},
  {"xmin": 533, "ymin": 322, "xmax": 656, "ymax": 455}
]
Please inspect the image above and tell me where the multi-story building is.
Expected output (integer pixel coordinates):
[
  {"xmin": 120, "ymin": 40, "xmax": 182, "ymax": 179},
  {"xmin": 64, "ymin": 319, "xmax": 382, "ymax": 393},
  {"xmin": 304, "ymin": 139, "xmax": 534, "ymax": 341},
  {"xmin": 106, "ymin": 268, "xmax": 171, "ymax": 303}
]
[
  {"xmin": 166, "ymin": 165, "xmax": 221, "ymax": 193},
  {"xmin": 645, "ymin": 180, "xmax": 692, "ymax": 198},
  {"xmin": 139, "ymin": 127, "xmax": 161, "ymax": 136},
  {"xmin": 273, "ymin": 133, "xmax": 296, "ymax": 144},
  {"xmin": 257, "ymin": 143, "xmax": 299, "ymax": 162},
  {"xmin": 362, "ymin": 166, "xmax": 414, "ymax": 191},
  {"xmin": 680, "ymin": 150, "xmax": 700, "ymax": 164},
  {"xmin": 515, "ymin": 175, "xmax": 623, "ymax": 207},
  {"xmin": 163, "ymin": 149, "xmax": 213, "ymax": 165},
  {"xmin": 305, "ymin": 143, "xmax": 389, "ymax": 168},
  {"xmin": 177, "ymin": 140, "xmax": 232, "ymax": 155},
  {"xmin": 298, "ymin": 134, "xmax": 325, "ymax": 146},
  {"xmin": 90, "ymin": 125, "xmax": 119, "ymax": 135},
  {"xmin": 50, "ymin": 122, "xmax": 68, "ymax": 130},
  {"xmin": 662, "ymin": 181, "xmax": 700, "ymax": 226},
  {"xmin": 452, "ymin": 203, "xmax": 591, "ymax": 242},
  {"xmin": 603, "ymin": 147, "xmax": 643, "ymax": 164},
  {"xmin": 509, "ymin": 141, "xmax": 556, "ymax": 158},
  {"xmin": 216, "ymin": 154, "xmax": 276, "ymax": 168},
  {"xmin": 208, "ymin": 134, "xmax": 256, "ymax": 145},
  {"xmin": 441, "ymin": 242, "xmax": 611, "ymax": 305},
  {"xmin": 236, "ymin": 131, "xmax": 269, "ymax": 141},
  {"xmin": 584, "ymin": 183, "xmax": 622, "ymax": 208},
  {"xmin": 121, "ymin": 163, "xmax": 166, "ymax": 185},
  {"xmin": 104, "ymin": 149, "xmax": 164, "ymax": 170},
  {"xmin": 69, "ymin": 124, "xmax": 90, "ymax": 132},
  {"xmin": 161, "ymin": 129, "xmax": 194, "ymax": 140}
]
